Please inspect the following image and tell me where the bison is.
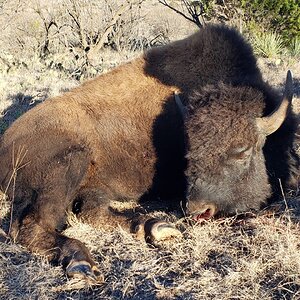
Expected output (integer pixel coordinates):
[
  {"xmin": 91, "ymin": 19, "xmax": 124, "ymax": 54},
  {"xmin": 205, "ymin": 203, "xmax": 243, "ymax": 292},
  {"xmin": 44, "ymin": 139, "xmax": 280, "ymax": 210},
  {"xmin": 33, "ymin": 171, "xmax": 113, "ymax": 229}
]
[{"xmin": 0, "ymin": 25, "xmax": 299, "ymax": 279}]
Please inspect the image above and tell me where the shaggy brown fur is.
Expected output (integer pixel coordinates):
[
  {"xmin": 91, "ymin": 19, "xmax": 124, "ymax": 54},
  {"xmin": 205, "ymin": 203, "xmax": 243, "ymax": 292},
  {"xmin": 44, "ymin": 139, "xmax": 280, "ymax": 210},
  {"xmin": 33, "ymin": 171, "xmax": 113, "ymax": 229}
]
[
  {"xmin": 0, "ymin": 25, "xmax": 298, "ymax": 277},
  {"xmin": 186, "ymin": 84, "xmax": 270, "ymax": 216}
]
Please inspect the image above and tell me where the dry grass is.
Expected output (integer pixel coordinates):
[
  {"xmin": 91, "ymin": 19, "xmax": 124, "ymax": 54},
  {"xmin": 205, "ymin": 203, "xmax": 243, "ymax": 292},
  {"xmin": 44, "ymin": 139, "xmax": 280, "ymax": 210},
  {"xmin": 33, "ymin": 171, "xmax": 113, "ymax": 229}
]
[{"xmin": 1, "ymin": 194, "xmax": 300, "ymax": 299}]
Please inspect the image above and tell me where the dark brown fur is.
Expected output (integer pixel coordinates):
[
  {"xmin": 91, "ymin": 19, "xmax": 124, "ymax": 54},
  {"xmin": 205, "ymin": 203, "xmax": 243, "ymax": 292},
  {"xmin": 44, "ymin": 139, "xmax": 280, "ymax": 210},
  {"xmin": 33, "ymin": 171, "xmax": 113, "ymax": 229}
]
[{"xmin": 0, "ymin": 25, "xmax": 298, "ymax": 272}]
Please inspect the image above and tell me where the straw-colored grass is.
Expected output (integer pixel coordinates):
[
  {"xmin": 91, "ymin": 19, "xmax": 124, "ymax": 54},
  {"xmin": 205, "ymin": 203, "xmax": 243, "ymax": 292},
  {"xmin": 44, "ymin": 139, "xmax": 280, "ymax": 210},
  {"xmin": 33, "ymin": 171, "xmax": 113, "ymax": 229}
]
[{"xmin": 1, "ymin": 193, "xmax": 300, "ymax": 299}]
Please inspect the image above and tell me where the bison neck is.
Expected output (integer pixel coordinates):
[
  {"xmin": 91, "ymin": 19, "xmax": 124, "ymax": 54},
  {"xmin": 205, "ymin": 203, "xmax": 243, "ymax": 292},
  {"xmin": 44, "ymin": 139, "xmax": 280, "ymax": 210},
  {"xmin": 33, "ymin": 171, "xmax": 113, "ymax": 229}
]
[{"xmin": 139, "ymin": 97, "xmax": 188, "ymax": 210}]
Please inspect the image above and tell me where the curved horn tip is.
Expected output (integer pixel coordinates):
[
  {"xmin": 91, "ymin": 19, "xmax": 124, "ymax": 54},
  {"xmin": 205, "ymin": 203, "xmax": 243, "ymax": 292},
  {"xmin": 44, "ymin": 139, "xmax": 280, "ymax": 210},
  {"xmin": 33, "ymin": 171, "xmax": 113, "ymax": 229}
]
[
  {"xmin": 284, "ymin": 70, "xmax": 294, "ymax": 102},
  {"xmin": 287, "ymin": 70, "xmax": 293, "ymax": 82},
  {"xmin": 256, "ymin": 70, "xmax": 294, "ymax": 136},
  {"xmin": 286, "ymin": 70, "xmax": 293, "ymax": 89}
]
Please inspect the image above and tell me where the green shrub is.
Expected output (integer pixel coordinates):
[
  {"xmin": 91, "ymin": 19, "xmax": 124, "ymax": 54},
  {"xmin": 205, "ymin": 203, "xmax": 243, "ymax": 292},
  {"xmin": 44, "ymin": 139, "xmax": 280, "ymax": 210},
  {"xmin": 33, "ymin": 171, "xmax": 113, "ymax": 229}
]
[
  {"xmin": 251, "ymin": 31, "xmax": 285, "ymax": 58},
  {"xmin": 289, "ymin": 37, "xmax": 300, "ymax": 57},
  {"xmin": 240, "ymin": 0, "xmax": 300, "ymax": 42}
]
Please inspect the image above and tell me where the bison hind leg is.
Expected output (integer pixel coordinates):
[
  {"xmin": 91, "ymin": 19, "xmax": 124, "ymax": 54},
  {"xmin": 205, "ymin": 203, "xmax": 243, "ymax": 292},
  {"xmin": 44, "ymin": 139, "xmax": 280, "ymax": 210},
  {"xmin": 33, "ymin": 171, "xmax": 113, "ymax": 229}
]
[
  {"xmin": 132, "ymin": 217, "xmax": 182, "ymax": 246},
  {"xmin": 9, "ymin": 146, "xmax": 104, "ymax": 280}
]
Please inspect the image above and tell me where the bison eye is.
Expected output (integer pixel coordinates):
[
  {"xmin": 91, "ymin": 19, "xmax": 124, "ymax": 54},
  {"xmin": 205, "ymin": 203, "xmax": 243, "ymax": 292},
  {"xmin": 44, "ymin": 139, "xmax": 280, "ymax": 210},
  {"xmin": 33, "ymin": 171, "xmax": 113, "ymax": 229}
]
[{"xmin": 228, "ymin": 146, "xmax": 253, "ymax": 161}]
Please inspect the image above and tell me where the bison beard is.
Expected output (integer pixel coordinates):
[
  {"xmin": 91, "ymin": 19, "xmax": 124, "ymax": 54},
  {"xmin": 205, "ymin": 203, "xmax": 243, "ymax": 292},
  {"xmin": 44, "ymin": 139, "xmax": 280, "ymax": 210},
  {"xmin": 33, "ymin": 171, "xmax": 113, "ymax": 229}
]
[{"xmin": 0, "ymin": 25, "xmax": 298, "ymax": 279}]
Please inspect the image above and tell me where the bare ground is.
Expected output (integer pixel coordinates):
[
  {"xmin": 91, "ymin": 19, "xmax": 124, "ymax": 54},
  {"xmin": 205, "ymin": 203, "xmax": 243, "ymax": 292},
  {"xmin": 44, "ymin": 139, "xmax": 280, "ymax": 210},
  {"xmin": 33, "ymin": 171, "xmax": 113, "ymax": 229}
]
[{"xmin": 0, "ymin": 57, "xmax": 300, "ymax": 299}]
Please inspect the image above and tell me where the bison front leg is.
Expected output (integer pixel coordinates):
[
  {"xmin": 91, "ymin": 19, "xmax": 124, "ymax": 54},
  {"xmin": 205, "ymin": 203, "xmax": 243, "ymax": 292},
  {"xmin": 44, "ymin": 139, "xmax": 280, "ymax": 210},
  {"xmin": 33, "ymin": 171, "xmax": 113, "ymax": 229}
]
[
  {"xmin": 81, "ymin": 207, "xmax": 183, "ymax": 246},
  {"xmin": 74, "ymin": 192, "xmax": 183, "ymax": 246},
  {"xmin": 132, "ymin": 217, "xmax": 183, "ymax": 246},
  {"xmin": 13, "ymin": 212, "xmax": 101, "ymax": 279}
]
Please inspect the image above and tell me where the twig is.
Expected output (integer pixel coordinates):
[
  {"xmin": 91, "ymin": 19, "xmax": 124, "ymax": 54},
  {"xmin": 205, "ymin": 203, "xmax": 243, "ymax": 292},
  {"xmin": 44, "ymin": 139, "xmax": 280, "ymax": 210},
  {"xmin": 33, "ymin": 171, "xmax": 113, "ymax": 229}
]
[
  {"xmin": 4, "ymin": 143, "xmax": 30, "ymax": 236},
  {"xmin": 278, "ymin": 178, "xmax": 288, "ymax": 211}
]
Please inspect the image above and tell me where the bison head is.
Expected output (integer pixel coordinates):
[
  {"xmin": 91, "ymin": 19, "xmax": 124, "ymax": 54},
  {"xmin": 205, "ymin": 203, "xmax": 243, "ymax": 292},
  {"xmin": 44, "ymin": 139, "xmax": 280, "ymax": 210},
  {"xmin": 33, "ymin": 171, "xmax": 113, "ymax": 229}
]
[{"xmin": 186, "ymin": 71, "xmax": 293, "ymax": 220}]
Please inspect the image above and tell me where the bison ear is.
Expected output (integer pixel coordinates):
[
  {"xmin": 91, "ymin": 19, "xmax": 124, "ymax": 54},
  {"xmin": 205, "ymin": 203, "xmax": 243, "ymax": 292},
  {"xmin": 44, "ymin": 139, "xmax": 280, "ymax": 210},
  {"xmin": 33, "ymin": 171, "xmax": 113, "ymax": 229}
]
[{"xmin": 256, "ymin": 70, "xmax": 293, "ymax": 136}]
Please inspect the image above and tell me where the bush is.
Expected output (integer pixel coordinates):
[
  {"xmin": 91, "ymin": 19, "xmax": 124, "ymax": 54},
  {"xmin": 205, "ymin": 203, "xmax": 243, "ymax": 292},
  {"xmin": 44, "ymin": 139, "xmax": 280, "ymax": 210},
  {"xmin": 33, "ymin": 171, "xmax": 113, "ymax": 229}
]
[
  {"xmin": 289, "ymin": 37, "xmax": 300, "ymax": 57},
  {"xmin": 251, "ymin": 31, "xmax": 285, "ymax": 58},
  {"xmin": 240, "ymin": 0, "xmax": 300, "ymax": 42}
]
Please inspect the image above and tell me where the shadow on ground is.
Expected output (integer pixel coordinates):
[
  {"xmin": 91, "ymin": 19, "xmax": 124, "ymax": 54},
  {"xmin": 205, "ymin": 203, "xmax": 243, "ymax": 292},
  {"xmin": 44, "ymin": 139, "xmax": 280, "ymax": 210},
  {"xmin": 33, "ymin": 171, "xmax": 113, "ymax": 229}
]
[{"xmin": 0, "ymin": 92, "xmax": 44, "ymax": 135}]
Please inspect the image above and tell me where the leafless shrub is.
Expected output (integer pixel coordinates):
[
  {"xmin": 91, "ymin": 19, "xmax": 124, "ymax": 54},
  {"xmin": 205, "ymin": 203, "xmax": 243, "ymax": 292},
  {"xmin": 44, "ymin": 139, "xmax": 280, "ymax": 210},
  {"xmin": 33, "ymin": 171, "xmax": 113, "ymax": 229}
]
[
  {"xmin": 158, "ymin": 0, "xmax": 245, "ymax": 32},
  {"xmin": 158, "ymin": 0, "xmax": 210, "ymax": 28},
  {"xmin": 0, "ymin": 0, "xmax": 150, "ymax": 78}
]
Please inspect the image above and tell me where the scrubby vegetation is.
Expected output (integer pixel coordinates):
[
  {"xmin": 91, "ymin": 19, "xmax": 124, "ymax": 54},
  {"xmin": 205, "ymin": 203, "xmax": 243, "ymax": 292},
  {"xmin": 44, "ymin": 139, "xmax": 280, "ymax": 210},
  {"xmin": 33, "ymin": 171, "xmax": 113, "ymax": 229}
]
[
  {"xmin": 0, "ymin": 0, "xmax": 299, "ymax": 81},
  {"xmin": 1, "ymin": 0, "xmax": 300, "ymax": 299},
  {"xmin": 240, "ymin": 0, "xmax": 300, "ymax": 42}
]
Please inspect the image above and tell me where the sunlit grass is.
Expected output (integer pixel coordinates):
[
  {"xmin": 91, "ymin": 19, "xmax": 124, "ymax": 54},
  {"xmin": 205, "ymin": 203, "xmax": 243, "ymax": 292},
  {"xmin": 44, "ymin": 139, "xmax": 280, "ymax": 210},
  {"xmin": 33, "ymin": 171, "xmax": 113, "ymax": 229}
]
[
  {"xmin": 252, "ymin": 31, "xmax": 285, "ymax": 59},
  {"xmin": 289, "ymin": 37, "xmax": 300, "ymax": 57}
]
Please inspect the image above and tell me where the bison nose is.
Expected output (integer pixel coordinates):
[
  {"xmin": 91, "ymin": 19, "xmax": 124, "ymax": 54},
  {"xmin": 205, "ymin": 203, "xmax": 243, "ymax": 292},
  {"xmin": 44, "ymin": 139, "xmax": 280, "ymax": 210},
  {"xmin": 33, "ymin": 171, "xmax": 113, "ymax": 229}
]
[{"xmin": 187, "ymin": 202, "xmax": 217, "ymax": 222}]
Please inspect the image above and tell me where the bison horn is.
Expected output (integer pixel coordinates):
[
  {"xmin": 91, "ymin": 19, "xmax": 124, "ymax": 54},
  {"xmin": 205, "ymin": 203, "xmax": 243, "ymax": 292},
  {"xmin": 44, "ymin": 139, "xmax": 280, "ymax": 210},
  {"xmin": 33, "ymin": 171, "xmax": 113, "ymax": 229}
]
[{"xmin": 256, "ymin": 70, "xmax": 293, "ymax": 136}]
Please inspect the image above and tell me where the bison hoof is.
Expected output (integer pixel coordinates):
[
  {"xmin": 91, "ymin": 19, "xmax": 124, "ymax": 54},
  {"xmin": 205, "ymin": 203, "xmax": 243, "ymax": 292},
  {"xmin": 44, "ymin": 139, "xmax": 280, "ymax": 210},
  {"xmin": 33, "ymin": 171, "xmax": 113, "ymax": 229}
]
[
  {"xmin": 66, "ymin": 260, "xmax": 102, "ymax": 281},
  {"xmin": 144, "ymin": 218, "xmax": 182, "ymax": 245}
]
